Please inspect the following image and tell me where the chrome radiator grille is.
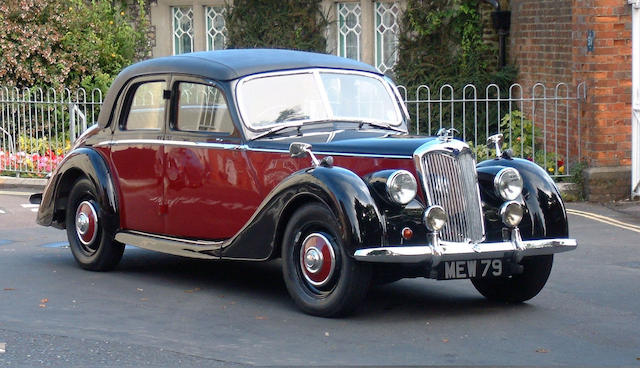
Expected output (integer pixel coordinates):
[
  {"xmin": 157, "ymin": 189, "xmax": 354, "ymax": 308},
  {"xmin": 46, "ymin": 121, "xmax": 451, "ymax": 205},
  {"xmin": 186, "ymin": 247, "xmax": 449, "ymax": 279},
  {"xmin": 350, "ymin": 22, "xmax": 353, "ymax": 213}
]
[{"xmin": 421, "ymin": 150, "xmax": 484, "ymax": 242}]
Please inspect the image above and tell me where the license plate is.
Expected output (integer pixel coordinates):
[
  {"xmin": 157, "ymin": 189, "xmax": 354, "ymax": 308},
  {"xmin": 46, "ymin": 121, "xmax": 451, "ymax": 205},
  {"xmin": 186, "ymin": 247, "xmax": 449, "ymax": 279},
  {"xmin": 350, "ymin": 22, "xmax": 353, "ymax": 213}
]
[{"xmin": 438, "ymin": 259, "xmax": 505, "ymax": 280}]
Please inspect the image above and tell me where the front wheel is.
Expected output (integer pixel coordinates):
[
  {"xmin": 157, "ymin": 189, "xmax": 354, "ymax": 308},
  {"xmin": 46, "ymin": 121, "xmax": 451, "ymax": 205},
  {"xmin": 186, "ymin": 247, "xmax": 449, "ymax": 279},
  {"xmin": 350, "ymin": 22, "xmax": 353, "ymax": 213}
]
[
  {"xmin": 471, "ymin": 255, "xmax": 554, "ymax": 303},
  {"xmin": 65, "ymin": 177, "xmax": 124, "ymax": 271},
  {"xmin": 281, "ymin": 203, "xmax": 371, "ymax": 317}
]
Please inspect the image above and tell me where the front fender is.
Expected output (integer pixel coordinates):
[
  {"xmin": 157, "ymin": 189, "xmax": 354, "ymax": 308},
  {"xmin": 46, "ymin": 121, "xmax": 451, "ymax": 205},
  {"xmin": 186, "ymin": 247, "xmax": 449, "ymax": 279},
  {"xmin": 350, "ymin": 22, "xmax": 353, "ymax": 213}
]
[
  {"xmin": 220, "ymin": 165, "xmax": 385, "ymax": 260},
  {"xmin": 36, "ymin": 148, "xmax": 118, "ymax": 230},
  {"xmin": 477, "ymin": 157, "xmax": 568, "ymax": 241}
]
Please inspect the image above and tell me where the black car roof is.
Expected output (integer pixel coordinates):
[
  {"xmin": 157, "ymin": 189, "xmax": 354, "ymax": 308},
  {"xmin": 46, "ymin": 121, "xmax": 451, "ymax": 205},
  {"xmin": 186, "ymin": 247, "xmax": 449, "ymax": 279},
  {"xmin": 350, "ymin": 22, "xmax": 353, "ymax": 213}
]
[{"xmin": 97, "ymin": 49, "xmax": 381, "ymax": 129}]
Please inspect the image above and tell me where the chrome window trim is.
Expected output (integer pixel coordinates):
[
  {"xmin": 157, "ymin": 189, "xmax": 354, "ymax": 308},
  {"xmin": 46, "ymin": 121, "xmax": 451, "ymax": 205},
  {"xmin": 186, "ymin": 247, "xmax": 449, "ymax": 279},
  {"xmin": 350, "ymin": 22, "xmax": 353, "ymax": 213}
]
[
  {"xmin": 95, "ymin": 139, "xmax": 238, "ymax": 150},
  {"xmin": 235, "ymin": 68, "xmax": 404, "ymax": 133},
  {"xmin": 94, "ymin": 139, "xmax": 413, "ymax": 158}
]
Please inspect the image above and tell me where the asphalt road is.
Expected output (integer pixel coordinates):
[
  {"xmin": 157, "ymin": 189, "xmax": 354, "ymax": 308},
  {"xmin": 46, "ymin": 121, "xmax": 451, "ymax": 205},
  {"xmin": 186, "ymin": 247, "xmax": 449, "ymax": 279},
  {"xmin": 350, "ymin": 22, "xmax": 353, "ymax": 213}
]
[{"xmin": 0, "ymin": 189, "xmax": 639, "ymax": 367}]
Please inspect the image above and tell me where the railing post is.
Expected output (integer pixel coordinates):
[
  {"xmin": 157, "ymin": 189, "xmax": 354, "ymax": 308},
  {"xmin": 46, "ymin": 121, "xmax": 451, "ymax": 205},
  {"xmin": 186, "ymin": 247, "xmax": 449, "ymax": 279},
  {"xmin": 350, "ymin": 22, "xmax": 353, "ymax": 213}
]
[{"xmin": 69, "ymin": 102, "xmax": 76, "ymax": 142}]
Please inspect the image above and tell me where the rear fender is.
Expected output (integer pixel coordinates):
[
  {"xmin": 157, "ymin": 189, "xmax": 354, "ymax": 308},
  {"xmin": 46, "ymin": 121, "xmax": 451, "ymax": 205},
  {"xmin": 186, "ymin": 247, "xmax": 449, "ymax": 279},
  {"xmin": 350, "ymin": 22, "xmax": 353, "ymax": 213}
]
[{"xmin": 37, "ymin": 148, "xmax": 118, "ymax": 231}]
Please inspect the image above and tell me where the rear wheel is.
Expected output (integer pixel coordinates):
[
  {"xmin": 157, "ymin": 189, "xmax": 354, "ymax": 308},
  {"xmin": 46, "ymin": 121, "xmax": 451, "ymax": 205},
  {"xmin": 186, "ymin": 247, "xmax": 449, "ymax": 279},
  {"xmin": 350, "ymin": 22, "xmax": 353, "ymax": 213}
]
[
  {"xmin": 471, "ymin": 255, "xmax": 554, "ymax": 303},
  {"xmin": 281, "ymin": 203, "xmax": 371, "ymax": 317},
  {"xmin": 65, "ymin": 178, "xmax": 124, "ymax": 271}
]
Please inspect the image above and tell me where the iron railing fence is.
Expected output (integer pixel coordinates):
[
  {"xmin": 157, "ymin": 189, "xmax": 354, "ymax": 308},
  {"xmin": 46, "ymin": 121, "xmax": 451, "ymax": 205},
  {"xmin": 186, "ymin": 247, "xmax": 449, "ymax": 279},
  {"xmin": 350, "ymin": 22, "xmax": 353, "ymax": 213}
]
[
  {"xmin": 0, "ymin": 82, "xmax": 586, "ymax": 178},
  {"xmin": 398, "ymin": 82, "xmax": 587, "ymax": 178},
  {"xmin": 0, "ymin": 86, "xmax": 102, "ymax": 176}
]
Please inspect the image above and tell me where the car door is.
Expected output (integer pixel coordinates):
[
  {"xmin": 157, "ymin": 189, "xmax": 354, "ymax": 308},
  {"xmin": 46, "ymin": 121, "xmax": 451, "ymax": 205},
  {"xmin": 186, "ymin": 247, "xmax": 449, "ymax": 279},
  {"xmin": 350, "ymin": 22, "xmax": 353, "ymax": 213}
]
[
  {"xmin": 109, "ymin": 76, "xmax": 169, "ymax": 234},
  {"xmin": 163, "ymin": 77, "xmax": 261, "ymax": 240}
]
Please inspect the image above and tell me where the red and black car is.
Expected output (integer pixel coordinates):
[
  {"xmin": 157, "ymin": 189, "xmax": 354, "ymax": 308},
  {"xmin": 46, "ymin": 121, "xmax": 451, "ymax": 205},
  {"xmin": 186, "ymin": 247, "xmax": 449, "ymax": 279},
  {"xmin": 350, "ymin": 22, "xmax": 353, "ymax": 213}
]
[{"xmin": 34, "ymin": 49, "xmax": 577, "ymax": 316}]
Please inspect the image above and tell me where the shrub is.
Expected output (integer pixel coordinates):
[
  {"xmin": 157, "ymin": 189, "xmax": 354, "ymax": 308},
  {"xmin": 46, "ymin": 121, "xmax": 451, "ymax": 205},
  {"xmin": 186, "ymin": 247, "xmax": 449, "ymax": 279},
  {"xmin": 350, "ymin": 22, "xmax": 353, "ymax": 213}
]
[
  {"xmin": 0, "ymin": 0, "xmax": 151, "ymax": 92},
  {"xmin": 394, "ymin": 0, "xmax": 517, "ymax": 137},
  {"xmin": 225, "ymin": 0, "xmax": 328, "ymax": 52}
]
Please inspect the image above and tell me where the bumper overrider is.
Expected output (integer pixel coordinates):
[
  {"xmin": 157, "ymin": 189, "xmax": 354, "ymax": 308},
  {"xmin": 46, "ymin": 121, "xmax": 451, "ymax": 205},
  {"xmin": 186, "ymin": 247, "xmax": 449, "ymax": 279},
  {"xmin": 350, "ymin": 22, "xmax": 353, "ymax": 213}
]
[{"xmin": 353, "ymin": 229, "xmax": 577, "ymax": 266}]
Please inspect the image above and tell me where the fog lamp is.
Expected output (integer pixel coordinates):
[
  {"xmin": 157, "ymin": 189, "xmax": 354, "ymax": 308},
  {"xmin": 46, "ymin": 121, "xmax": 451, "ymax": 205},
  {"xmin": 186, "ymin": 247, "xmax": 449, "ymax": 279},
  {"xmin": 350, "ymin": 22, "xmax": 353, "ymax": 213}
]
[
  {"xmin": 424, "ymin": 205, "xmax": 447, "ymax": 232},
  {"xmin": 500, "ymin": 201, "xmax": 524, "ymax": 227}
]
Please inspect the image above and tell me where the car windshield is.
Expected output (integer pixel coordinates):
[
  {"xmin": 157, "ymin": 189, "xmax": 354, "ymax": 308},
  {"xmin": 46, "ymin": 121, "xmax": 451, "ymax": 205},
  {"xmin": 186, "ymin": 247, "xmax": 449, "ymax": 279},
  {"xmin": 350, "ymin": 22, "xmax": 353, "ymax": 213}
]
[{"xmin": 237, "ymin": 70, "xmax": 403, "ymax": 131}]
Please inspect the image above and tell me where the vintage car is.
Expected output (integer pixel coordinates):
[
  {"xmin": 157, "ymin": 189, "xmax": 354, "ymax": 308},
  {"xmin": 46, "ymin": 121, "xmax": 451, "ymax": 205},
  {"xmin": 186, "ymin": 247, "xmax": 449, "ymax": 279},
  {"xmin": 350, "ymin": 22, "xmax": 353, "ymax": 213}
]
[{"xmin": 34, "ymin": 49, "xmax": 577, "ymax": 316}]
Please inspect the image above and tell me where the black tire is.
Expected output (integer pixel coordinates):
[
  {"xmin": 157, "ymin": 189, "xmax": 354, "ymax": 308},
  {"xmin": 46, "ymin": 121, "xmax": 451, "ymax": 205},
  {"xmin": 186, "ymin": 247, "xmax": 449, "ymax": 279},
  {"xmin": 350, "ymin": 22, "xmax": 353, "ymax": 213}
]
[
  {"xmin": 281, "ymin": 203, "xmax": 371, "ymax": 317},
  {"xmin": 471, "ymin": 255, "xmax": 554, "ymax": 303},
  {"xmin": 65, "ymin": 177, "xmax": 124, "ymax": 271}
]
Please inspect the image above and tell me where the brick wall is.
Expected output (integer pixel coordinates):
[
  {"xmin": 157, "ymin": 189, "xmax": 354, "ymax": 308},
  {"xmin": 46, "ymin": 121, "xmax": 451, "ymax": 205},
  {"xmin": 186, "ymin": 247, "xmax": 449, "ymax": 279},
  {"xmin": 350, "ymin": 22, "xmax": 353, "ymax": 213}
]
[
  {"xmin": 572, "ymin": 0, "xmax": 632, "ymax": 168},
  {"xmin": 509, "ymin": 0, "xmax": 576, "ymax": 168},
  {"xmin": 510, "ymin": 0, "xmax": 632, "ymax": 168},
  {"xmin": 509, "ymin": 0, "xmax": 633, "ymax": 199},
  {"xmin": 510, "ymin": 0, "xmax": 573, "ymax": 88}
]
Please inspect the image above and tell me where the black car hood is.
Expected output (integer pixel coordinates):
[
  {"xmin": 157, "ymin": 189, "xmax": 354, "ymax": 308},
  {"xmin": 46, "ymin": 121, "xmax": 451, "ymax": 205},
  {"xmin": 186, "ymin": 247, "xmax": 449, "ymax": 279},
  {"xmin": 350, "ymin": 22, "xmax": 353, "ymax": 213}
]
[{"xmin": 248, "ymin": 131, "xmax": 439, "ymax": 158}]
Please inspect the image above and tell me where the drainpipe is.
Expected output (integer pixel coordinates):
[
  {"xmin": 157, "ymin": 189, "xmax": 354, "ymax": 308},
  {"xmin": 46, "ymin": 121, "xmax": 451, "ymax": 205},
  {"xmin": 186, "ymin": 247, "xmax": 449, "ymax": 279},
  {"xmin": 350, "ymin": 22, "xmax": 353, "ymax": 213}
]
[
  {"xmin": 631, "ymin": 0, "xmax": 640, "ymax": 199},
  {"xmin": 484, "ymin": 0, "xmax": 511, "ymax": 69}
]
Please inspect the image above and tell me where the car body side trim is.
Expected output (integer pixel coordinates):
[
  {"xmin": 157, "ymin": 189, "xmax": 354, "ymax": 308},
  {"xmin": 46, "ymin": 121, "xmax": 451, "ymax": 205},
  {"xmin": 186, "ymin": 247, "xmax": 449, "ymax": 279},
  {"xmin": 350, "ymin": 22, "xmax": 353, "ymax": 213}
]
[
  {"xmin": 94, "ymin": 139, "xmax": 413, "ymax": 158},
  {"xmin": 115, "ymin": 230, "xmax": 223, "ymax": 259}
]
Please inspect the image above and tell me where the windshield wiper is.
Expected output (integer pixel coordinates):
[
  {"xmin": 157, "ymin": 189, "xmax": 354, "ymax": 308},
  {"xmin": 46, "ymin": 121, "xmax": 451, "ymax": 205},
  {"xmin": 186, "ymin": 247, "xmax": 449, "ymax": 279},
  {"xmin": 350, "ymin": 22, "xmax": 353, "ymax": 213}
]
[
  {"xmin": 251, "ymin": 123, "xmax": 303, "ymax": 140},
  {"xmin": 357, "ymin": 121, "xmax": 405, "ymax": 133}
]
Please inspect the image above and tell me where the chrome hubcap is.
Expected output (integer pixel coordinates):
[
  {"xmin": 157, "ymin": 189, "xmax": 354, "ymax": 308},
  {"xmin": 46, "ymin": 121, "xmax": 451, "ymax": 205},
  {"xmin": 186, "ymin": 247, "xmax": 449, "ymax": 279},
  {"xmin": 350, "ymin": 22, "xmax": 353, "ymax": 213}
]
[
  {"xmin": 300, "ymin": 233, "xmax": 336, "ymax": 287},
  {"xmin": 75, "ymin": 201, "xmax": 98, "ymax": 246},
  {"xmin": 304, "ymin": 247, "xmax": 323, "ymax": 273},
  {"xmin": 76, "ymin": 213, "xmax": 90, "ymax": 234}
]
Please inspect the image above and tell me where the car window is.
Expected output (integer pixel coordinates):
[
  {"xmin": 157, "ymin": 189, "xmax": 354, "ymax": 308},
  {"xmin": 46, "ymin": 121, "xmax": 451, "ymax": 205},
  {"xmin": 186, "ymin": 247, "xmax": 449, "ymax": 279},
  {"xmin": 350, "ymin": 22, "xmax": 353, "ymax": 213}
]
[
  {"xmin": 125, "ymin": 81, "xmax": 165, "ymax": 130},
  {"xmin": 320, "ymin": 72, "xmax": 399, "ymax": 123},
  {"xmin": 238, "ymin": 72, "xmax": 328, "ymax": 129},
  {"xmin": 175, "ymin": 83, "xmax": 234, "ymax": 134}
]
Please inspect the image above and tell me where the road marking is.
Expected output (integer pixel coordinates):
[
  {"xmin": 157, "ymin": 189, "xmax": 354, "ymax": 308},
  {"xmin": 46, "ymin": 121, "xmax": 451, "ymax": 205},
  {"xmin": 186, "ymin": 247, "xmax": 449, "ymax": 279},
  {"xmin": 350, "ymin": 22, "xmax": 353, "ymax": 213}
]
[
  {"xmin": 567, "ymin": 208, "xmax": 640, "ymax": 234},
  {"xmin": 0, "ymin": 342, "xmax": 5, "ymax": 353},
  {"xmin": 0, "ymin": 190, "xmax": 34, "ymax": 196},
  {"xmin": 19, "ymin": 204, "xmax": 39, "ymax": 212},
  {"xmin": 0, "ymin": 209, "xmax": 5, "ymax": 214}
]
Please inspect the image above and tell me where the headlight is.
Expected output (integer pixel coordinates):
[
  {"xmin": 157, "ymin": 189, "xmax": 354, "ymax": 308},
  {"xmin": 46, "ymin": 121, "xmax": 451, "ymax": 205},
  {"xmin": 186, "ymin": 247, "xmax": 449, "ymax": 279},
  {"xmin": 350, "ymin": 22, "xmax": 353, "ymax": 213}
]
[
  {"xmin": 424, "ymin": 205, "xmax": 447, "ymax": 232},
  {"xmin": 386, "ymin": 170, "xmax": 417, "ymax": 205},
  {"xmin": 494, "ymin": 168, "xmax": 523, "ymax": 200},
  {"xmin": 500, "ymin": 201, "xmax": 524, "ymax": 227}
]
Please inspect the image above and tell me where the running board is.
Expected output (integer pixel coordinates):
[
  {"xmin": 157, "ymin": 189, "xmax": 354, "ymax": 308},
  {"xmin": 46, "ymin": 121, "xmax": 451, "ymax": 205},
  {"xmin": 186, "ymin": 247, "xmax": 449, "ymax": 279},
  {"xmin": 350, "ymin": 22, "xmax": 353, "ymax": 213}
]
[{"xmin": 115, "ymin": 231, "xmax": 223, "ymax": 260}]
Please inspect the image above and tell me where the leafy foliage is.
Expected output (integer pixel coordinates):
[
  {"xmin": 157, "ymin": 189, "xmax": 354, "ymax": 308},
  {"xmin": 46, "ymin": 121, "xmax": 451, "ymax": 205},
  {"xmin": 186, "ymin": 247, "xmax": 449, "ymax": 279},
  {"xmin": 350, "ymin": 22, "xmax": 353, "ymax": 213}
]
[
  {"xmin": 225, "ymin": 0, "xmax": 328, "ymax": 52},
  {"xmin": 394, "ymin": 0, "xmax": 517, "ymax": 137},
  {"xmin": 469, "ymin": 110, "xmax": 566, "ymax": 176},
  {"xmin": 0, "ymin": 0, "xmax": 151, "ymax": 92}
]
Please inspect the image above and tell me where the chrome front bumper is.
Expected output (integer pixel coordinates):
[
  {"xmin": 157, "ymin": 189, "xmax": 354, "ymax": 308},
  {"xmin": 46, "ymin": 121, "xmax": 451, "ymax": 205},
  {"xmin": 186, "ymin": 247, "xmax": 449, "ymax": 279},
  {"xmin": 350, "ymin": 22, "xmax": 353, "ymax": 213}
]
[{"xmin": 353, "ymin": 230, "xmax": 577, "ymax": 266}]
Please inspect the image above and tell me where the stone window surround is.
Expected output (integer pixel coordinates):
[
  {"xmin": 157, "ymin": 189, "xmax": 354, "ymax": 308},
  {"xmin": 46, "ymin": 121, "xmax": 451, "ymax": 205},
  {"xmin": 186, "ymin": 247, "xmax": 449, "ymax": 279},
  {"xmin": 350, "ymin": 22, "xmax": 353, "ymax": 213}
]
[
  {"xmin": 151, "ymin": 0, "xmax": 228, "ymax": 57},
  {"xmin": 151, "ymin": 0, "xmax": 406, "ymax": 69}
]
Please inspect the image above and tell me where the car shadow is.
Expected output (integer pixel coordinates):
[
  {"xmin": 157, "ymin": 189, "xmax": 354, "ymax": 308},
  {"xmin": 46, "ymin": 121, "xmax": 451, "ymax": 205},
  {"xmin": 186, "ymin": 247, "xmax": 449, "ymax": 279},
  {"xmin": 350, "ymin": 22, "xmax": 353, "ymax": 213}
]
[{"xmin": 44, "ymin": 246, "xmax": 534, "ymax": 319}]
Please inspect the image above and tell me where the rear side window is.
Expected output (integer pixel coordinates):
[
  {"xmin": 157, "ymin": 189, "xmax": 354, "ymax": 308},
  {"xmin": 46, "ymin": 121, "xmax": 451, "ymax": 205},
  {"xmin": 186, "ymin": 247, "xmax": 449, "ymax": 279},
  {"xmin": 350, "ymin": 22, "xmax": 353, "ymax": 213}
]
[
  {"xmin": 175, "ymin": 83, "xmax": 234, "ymax": 134},
  {"xmin": 125, "ymin": 81, "xmax": 165, "ymax": 130}
]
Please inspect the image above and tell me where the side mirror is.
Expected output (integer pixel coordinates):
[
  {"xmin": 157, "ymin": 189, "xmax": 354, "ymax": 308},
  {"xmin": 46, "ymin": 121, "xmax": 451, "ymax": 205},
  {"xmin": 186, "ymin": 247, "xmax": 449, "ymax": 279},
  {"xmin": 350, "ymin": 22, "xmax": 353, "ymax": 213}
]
[
  {"xmin": 487, "ymin": 133, "xmax": 504, "ymax": 159},
  {"xmin": 289, "ymin": 142, "xmax": 320, "ymax": 167},
  {"xmin": 289, "ymin": 142, "xmax": 312, "ymax": 158}
]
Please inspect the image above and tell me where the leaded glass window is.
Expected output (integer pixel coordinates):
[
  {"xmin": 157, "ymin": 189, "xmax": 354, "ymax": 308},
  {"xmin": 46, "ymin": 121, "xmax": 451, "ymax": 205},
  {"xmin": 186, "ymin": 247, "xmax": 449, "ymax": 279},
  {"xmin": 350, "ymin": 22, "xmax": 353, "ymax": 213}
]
[
  {"xmin": 205, "ymin": 6, "xmax": 227, "ymax": 51},
  {"xmin": 172, "ymin": 7, "xmax": 194, "ymax": 55},
  {"xmin": 337, "ymin": 3, "xmax": 361, "ymax": 61},
  {"xmin": 375, "ymin": 2, "xmax": 400, "ymax": 74}
]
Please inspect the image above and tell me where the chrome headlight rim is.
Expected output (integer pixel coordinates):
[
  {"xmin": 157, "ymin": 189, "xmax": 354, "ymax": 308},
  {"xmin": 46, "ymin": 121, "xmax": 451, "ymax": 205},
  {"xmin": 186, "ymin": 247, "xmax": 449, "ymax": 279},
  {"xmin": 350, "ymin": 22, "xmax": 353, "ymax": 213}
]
[
  {"xmin": 499, "ymin": 200, "xmax": 524, "ymax": 228},
  {"xmin": 494, "ymin": 167, "xmax": 523, "ymax": 201},
  {"xmin": 386, "ymin": 169, "xmax": 417, "ymax": 205},
  {"xmin": 423, "ymin": 205, "xmax": 448, "ymax": 232}
]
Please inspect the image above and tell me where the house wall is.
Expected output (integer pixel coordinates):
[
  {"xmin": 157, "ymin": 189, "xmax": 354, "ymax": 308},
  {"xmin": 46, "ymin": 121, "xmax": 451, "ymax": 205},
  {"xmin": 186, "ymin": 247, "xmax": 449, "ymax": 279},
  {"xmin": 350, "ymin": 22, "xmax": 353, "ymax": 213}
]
[
  {"xmin": 510, "ymin": 0, "xmax": 633, "ymax": 200},
  {"xmin": 149, "ymin": 0, "xmax": 227, "ymax": 57}
]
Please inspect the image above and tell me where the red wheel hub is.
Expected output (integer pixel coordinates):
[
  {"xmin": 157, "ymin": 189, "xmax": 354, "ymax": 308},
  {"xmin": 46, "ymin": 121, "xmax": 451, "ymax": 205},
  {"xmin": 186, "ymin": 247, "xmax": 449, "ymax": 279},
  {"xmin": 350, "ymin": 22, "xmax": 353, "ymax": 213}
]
[
  {"xmin": 75, "ymin": 201, "xmax": 98, "ymax": 246},
  {"xmin": 300, "ymin": 233, "xmax": 336, "ymax": 287}
]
